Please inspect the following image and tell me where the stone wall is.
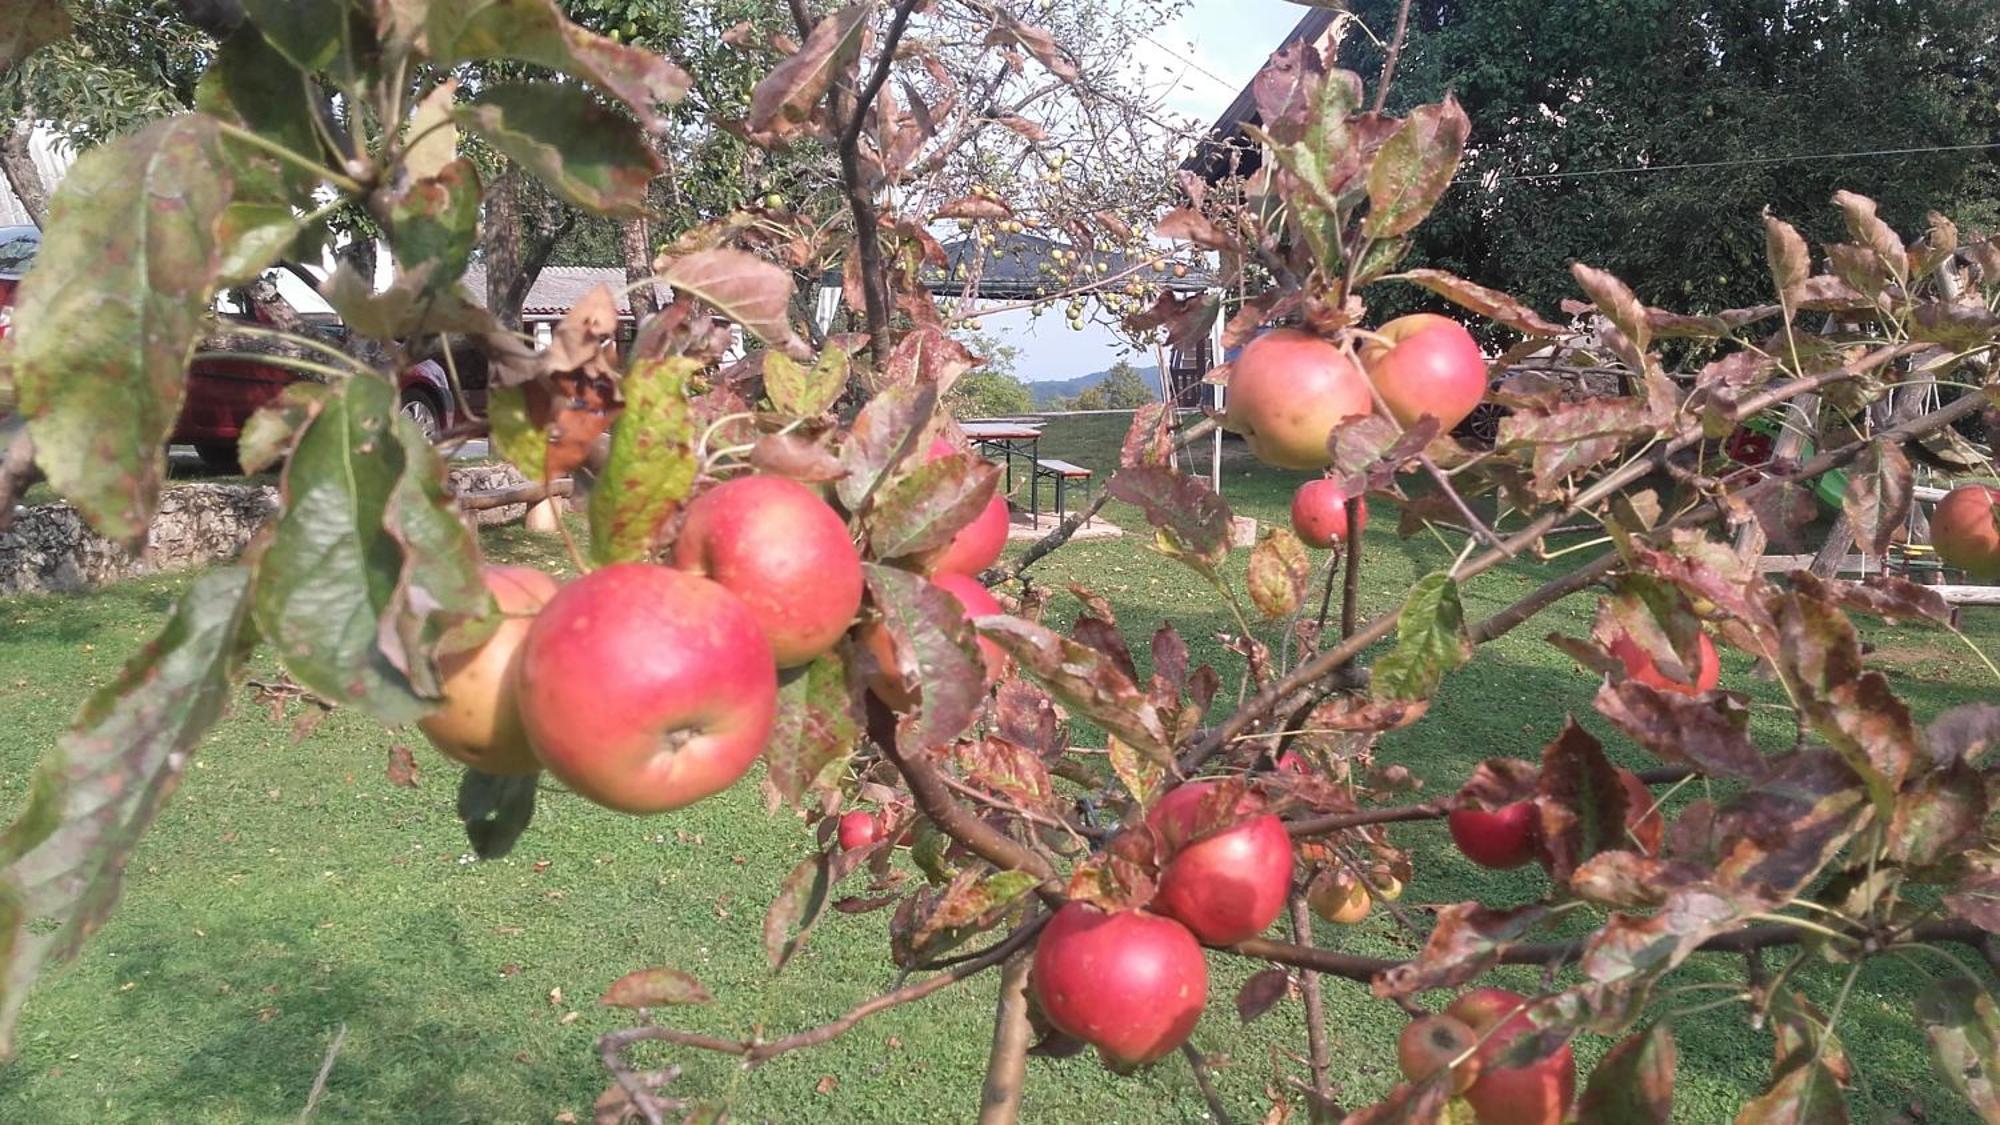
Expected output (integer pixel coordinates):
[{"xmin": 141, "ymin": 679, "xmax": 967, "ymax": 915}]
[{"xmin": 0, "ymin": 464, "xmax": 534, "ymax": 596}]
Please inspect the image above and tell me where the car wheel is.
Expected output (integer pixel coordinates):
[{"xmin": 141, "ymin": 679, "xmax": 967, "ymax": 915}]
[{"xmin": 401, "ymin": 391, "xmax": 442, "ymax": 442}]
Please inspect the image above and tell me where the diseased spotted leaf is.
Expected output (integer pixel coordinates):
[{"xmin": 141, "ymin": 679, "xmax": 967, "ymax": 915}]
[
  {"xmin": 385, "ymin": 157, "xmax": 481, "ymax": 290},
  {"xmin": 588, "ymin": 357, "xmax": 697, "ymax": 565},
  {"xmin": 994, "ymin": 679, "xmax": 1062, "ymax": 759},
  {"xmin": 910, "ymin": 869, "xmax": 1040, "ymax": 958},
  {"xmin": 1370, "ymin": 573, "xmax": 1469, "ymax": 703},
  {"xmin": 1535, "ymin": 719, "xmax": 1627, "ymax": 881},
  {"xmin": 868, "ymin": 454, "xmax": 1000, "ymax": 560},
  {"xmin": 1887, "ymin": 761, "xmax": 1985, "ymax": 868},
  {"xmin": 12, "ymin": 114, "xmax": 232, "ymax": 546},
  {"xmin": 486, "ymin": 384, "xmax": 548, "ymax": 482},
  {"xmin": 1812, "ymin": 574, "xmax": 1951, "ymax": 627},
  {"xmin": 1065, "ymin": 850, "xmax": 1155, "ymax": 913},
  {"xmin": 766, "ymin": 651, "xmax": 860, "ymax": 808},
  {"xmin": 1362, "ymin": 96, "xmax": 1468, "ymax": 238},
  {"xmin": 953, "ymin": 737, "xmax": 1056, "ymax": 813},
  {"xmin": 1392, "ymin": 269, "xmax": 1565, "ymax": 336},
  {"xmin": 1578, "ymin": 1024, "xmax": 1676, "ymax": 1124},
  {"xmin": 238, "ymin": 382, "xmax": 328, "ymax": 475},
  {"xmin": 1455, "ymin": 758, "xmax": 1541, "ymax": 811},
  {"xmin": 1374, "ymin": 904, "xmax": 1551, "ymax": 998},
  {"xmin": 1735, "ymin": 1059, "xmax": 1849, "ymax": 1125},
  {"xmin": 455, "ymin": 84, "xmax": 661, "ymax": 216},
  {"xmin": 456, "ymin": 769, "xmax": 536, "ymax": 859},
  {"xmin": 0, "ymin": 567, "xmax": 252, "ymax": 1058},
  {"xmin": 765, "ymin": 345, "xmax": 850, "ymax": 417},
  {"xmin": 1235, "ymin": 968, "xmax": 1290, "ymax": 1023},
  {"xmin": 1108, "ymin": 735, "xmax": 1164, "ymax": 806},
  {"xmin": 657, "ymin": 248, "xmax": 804, "ymax": 354},
  {"xmin": 1594, "ymin": 681, "xmax": 1767, "ymax": 780},
  {"xmin": 764, "ymin": 851, "xmax": 833, "ymax": 974},
  {"xmin": 1917, "ymin": 978, "xmax": 2000, "ymax": 1122},
  {"xmin": 1247, "ymin": 528, "xmax": 1311, "ymax": 619},
  {"xmin": 838, "ymin": 383, "xmax": 935, "ymax": 510},
  {"xmin": 864, "ymin": 564, "xmax": 986, "ymax": 751},
  {"xmin": 1119, "ymin": 403, "xmax": 1175, "ymax": 469},
  {"xmin": 1571, "ymin": 263, "xmax": 1651, "ymax": 359},
  {"xmin": 978, "ymin": 616, "xmax": 1172, "ymax": 763},
  {"xmin": 1710, "ymin": 750, "xmax": 1868, "ymax": 898},
  {"xmin": 934, "ymin": 196, "xmax": 1012, "ymax": 221},
  {"xmin": 1569, "ymin": 850, "xmax": 1705, "ymax": 908},
  {"xmin": 600, "ymin": 966, "xmax": 713, "ymax": 1009},
  {"xmin": 1833, "ymin": 190, "xmax": 1908, "ymax": 282},
  {"xmin": 421, "ymin": 0, "xmax": 690, "ymax": 128},
  {"xmin": 1841, "ymin": 442, "xmax": 1912, "ymax": 559},
  {"xmin": 748, "ymin": 2, "xmax": 869, "ymax": 135},
  {"xmin": 1106, "ymin": 465, "xmax": 1232, "ymax": 575},
  {"xmin": 1928, "ymin": 704, "xmax": 2000, "ymax": 768}
]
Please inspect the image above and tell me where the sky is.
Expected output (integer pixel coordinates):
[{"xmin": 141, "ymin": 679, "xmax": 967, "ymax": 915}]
[{"xmin": 984, "ymin": 0, "xmax": 1309, "ymax": 383}]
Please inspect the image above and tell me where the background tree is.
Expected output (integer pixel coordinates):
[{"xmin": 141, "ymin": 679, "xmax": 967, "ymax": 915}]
[
  {"xmin": 1336, "ymin": 0, "xmax": 2000, "ymax": 319},
  {"xmin": 945, "ymin": 327, "xmax": 1031, "ymax": 418}
]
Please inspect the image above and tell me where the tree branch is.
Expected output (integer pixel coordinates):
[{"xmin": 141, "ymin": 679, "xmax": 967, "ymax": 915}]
[
  {"xmin": 868, "ymin": 698, "xmax": 1061, "ymax": 889},
  {"xmin": 1288, "ymin": 895, "xmax": 1334, "ymax": 1114},
  {"xmin": 835, "ymin": 0, "xmax": 920, "ymax": 372},
  {"xmin": 977, "ymin": 954, "xmax": 1034, "ymax": 1125},
  {"xmin": 1368, "ymin": 0, "xmax": 1416, "ymax": 114}
]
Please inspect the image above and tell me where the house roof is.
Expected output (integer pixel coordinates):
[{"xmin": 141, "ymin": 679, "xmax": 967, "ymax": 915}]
[
  {"xmin": 1178, "ymin": 8, "xmax": 1343, "ymax": 185},
  {"xmin": 460, "ymin": 264, "xmax": 645, "ymax": 319}
]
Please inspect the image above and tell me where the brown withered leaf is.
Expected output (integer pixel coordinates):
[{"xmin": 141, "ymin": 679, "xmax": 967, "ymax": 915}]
[
  {"xmin": 1842, "ymin": 442, "xmax": 1913, "ymax": 559},
  {"xmin": 1155, "ymin": 206, "xmax": 1232, "ymax": 250},
  {"xmin": 386, "ymin": 745, "xmax": 420, "ymax": 788},
  {"xmin": 1711, "ymin": 750, "xmax": 1868, "ymax": 899},
  {"xmin": 1886, "ymin": 760, "xmax": 1986, "ymax": 869},
  {"xmin": 1374, "ymin": 904, "xmax": 1552, "ymax": 999},
  {"xmin": 1593, "ymin": 681, "xmax": 1767, "ymax": 781},
  {"xmin": 1927, "ymin": 704, "xmax": 2000, "ymax": 768},
  {"xmin": 1247, "ymin": 528, "xmax": 1311, "ymax": 619},
  {"xmin": 1811, "ymin": 574, "xmax": 1951, "ymax": 627},
  {"xmin": 982, "ymin": 14, "xmax": 1080, "ymax": 81},
  {"xmin": 1535, "ymin": 719, "xmax": 1628, "ymax": 882},
  {"xmin": 1304, "ymin": 693, "xmax": 1427, "ymax": 733},
  {"xmin": 1568, "ymin": 850, "xmax": 1705, "ymax": 909},
  {"xmin": 979, "ymin": 616, "xmax": 1172, "ymax": 761},
  {"xmin": 933, "ymin": 195, "xmax": 1011, "ymax": 221},
  {"xmin": 1235, "ymin": 968, "xmax": 1290, "ymax": 1023},
  {"xmin": 746, "ymin": 2, "xmax": 868, "ymax": 136},
  {"xmin": 749, "ymin": 432, "xmax": 847, "ymax": 482},
  {"xmin": 599, "ymin": 967, "xmax": 712, "ymax": 1009},
  {"xmin": 1455, "ymin": 758, "xmax": 1541, "ymax": 810},
  {"xmin": 1395, "ymin": 267, "xmax": 1566, "ymax": 336}
]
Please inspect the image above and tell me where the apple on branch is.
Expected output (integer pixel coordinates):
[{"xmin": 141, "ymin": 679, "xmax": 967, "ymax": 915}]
[
  {"xmin": 1030, "ymin": 901, "xmax": 1208, "ymax": 1068},
  {"xmin": 1222, "ymin": 328, "xmax": 1373, "ymax": 470},
  {"xmin": 418, "ymin": 566, "xmax": 562, "ymax": 775},
  {"xmin": 1932, "ymin": 483, "xmax": 2000, "ymax": 577},
  {"xmin": 1291, "ymin": 478, "xmax": 1368, "ymax": 549},
  {"xmin": 1147, "ymin": 781, "xmax": 1293, "ymax": 945},
  {"xmin": 1360, "ymin": 313, "xmax": 1489, "ymax": 433}
]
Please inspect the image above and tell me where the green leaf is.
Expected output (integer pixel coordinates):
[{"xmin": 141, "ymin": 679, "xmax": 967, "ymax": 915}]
[
  {"xmin": 252, "ymin": 373, "xmax": 486, "ymax": 721},
  {"xmin": 1577, "ymin": 1024, "xmax": 1676, "ymax": 1124},
  {"xmin": 588, "ymin": 357, "xmax": 698, "ymax": 565},
  {"xmin": 600, "ymin": 966, "xmax": 713, "ymax": 1010},
  {"xmin": 1370, "ymin": 572, "xmax": 1470, "ymax": 702},
  {"xmin": 867, "ymin": 455, "xmax": 1000, "ymax": 561},
  {"xmin": 455, "ymin": 83, "xmax": 663, "ymax": 217},
  {"xmin": 1362, "ymin": 96, "xmax": 1469, "ymax": 239},
  {"xmin": 765, "ymin": 346, "xmax": 850, "ymax": 416},
  {"xmin": 214, "ymin": 201, "xmax": 303, "ymax": 287},
  {"xmin": 196, "ymin": 28, "xmax": 323, "ymax": 206},
  {"xmin": 238, "ymin": 382, "xmax": 330, "ymax": 474},
  {"xmin": 456, "ymin": 769, "xmax": 537, "ymax": 860},
  {"xmin": 386, "ymin": 158, "xmax": 482, "ymax": 290},
  {"xmin": 0, "ymin": 567, "xmax": 255, "ymax": 1059},
  {"xmin": 487, "ymin": 384, "xmax": 549, "ymax": 482},
  {"xmin": 0, "ymin": 0, "xmax": 71, "ymax": 68},
  {"xmin": 422, "ymin": 0, "xmax": 690, "ymax": 129},
  {"xmin": 764, "ymin": 850, "xmax": 834, "ymax": 974},
  {"xmin": 13, "ymin": 114, "xmax": 233, "ymax": 546},
  {"xmin": 1105, "ymin": 465, "xmax": 1232, "ymax": 577},
  {"xmin": 242, "ymin": 0, "xmax": 369, "ymax": 85},
  {"xmin": 766, "ymin": 652, "xmax": 861, "ymax": 808},
  {"xmin": 1247, "ymin": 527, "xmax": 1311, "ymax": 619},
  {"xmin": 1918, "ymin": 978, "xmax": 2000, "ymax": 1121}
]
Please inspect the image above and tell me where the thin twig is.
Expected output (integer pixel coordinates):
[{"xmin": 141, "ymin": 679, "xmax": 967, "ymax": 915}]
[
  {"xmin": 1368, "ymin": 0, "xmax": 1416, "ymax": 114},
  {"xmin": 296, "ymin": 1022, "xmax": 348, "ymax": 1124},
  {"xmin": 1288, "ymin": 895, "xmax": 1334, "ymax": 1113},
  {"xmin": 1181, "ymin": 1042, "xmax": 1237, "ymax": 1125}
]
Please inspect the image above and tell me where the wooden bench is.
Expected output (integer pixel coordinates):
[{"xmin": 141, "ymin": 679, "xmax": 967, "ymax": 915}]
[{"xmin": 1029, "ymin": 458, "xmax": 1092, "ymax": 528}]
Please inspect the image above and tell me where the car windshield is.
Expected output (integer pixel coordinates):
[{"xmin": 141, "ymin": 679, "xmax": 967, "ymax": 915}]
[{"xmin": 0, "ymin": 228, "xmax": 39, "ymax": 277}]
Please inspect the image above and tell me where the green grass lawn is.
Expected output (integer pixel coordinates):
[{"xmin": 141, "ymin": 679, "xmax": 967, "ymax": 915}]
[{"xmin": 0, "ymin": 413, "xmax": 1991, "ymax": 1122}]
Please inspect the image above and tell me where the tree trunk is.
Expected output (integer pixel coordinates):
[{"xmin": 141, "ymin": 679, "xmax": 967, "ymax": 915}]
[
  {"xmin": 621, "ymin": 217, "xmax": 658, "ymax": 320},
  {"xmin": 975, "ymin": 954, "xmax": 1032, "ymax": 1125},
  {"xmin": 483, "ymin": 165, "xmax": 527, "ymax": 330},
  {"xmin": 2, "ymin": 117, "xmax": 51, "ymax": 229},
  {"xmin": 337, "ymin": 232, "xmax": 378, "ymax": 289}
]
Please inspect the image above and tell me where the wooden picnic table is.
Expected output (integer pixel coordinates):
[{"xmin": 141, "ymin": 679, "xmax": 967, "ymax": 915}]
[{"xmin": 961, "ymin": 420, "xmax": 1042, "ymax": 492}]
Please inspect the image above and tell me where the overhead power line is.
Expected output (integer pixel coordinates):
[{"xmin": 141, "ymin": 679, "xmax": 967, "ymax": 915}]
[{"xmin": 1459, "ymin": 141, "xmax": 2000, "ymax": 187}]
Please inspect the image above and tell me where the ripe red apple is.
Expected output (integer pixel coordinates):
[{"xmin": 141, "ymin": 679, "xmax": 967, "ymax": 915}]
[
  {"xmin": 1031, "ymin": 902, "xmax": 1208, "ymax": 1068},
  {"xmin": 862, "ymin": 572, "xmax": 1009, "ymax": 710},
  {"xmin": 1607, "ymin": 629, "xmax": 1720, "ymax": 696},
  {"xmin": 1446, "ymin": 988, "xmax": 1576, "ymax": 1125},
  {"xmin": 921, "ymin": 438, "xmax": 1011, "ymax": 577},
  {"xmin": 836, "ymin": 810, "xmax": 884, "ymax": 850},
  {"xmin": 673, "ymin": 474, "xmax": 863, "ymax": 668},
  {"xmin": 1147, "ymin": 782, "xmax": 1294, "ymax": 945},
  {"xmin": 418, "ymin": 566, "xmax": 561, "ymax": 775},
  {"xmin": 1397, "ymin": 1014, "xmax": 1481, "ymax": 1095},
  {"xmin": 1615, "ymin": 768, "xmax": 1663, "ymax": 856},
  {"xmin": 1290, "ymin": 479, "xmax": 1369, "ymax": 549},
  {"xmin": 1306, "ymin": 868, "xmax": 1372, "ymax": 925},
  {"xmin": 516, "ymin": 563, "xmax": 778, "ymax": 814},
  {"xmin": 1933, "ymin": 484, "xmax": 2000, "ymax": 578},
  {"xmin": 1222, "ymin": 328, "xmax": 1374, "ymax": 470},
  {"xmin": 1360, "ymin": 313, "xmax": 1488, "ymax": 433},
  {"xmin": 1449, "ymin": 800, "xmax": 1541, "ymax": 869}
]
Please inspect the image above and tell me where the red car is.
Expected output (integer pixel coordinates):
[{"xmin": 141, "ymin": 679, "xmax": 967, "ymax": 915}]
[{"xmin": 0, "ymin": 227, "xmax": 459, "ymax": 469}]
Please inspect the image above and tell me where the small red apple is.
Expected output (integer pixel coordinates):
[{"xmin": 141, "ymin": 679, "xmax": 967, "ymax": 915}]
[
  {"xmin": 1222, "ymin": 328, "xmax": 1374, "ymax": 470},
  {"xmin": 516, "ymin": 563, "xmax": 778, "ymax": 814},
  {"xmin": 836, "ymin": 810, "xmax": 884, "ymax": 850},
  {"xmin": 418, "ymin": 566, "xmax": 561, "ymax": 775},
  {"xmin": 862, "ymin": 572, "xmax": 1009, "ymax": 710},
  {"xmin": 1397, "ymin": 1014, "xmax": 1481, "ymax": 1094},
  {"xmin": 1290, "ymin": 479, "xmax": 1368, "ymax": 549},
  {"xmin": 1607, "ymin": 629, "xmax": 1720, "ymax": 696},
  {"xmin": 1031, "ymin": 902, "xmax": 1208, "ymax": 1068},
  {"xmin": 1448, "ymin": 801, "xmax": 1541, "ymax": 869},
  {"xmin": 1933, "ymin": 484, "xmax": 2000, "ymax": 578},
  {"xmin": 1306, "ymin": 868, "xmax": 1372, "ymax": 924},
  {"xmin": 673, "ymin": 474, "xmax": 864, "ymax": 668},
  {"xmin": 1446, "ymin": 988, "xmax": 1576, "ymax": 1125},
  {"xmin": 1615, "ymin": 768, "xmax": 1663, "ymax": 856},
  {"xmin": 1147, "ymin": 782, "xmax": 1294, "ymax": 945},
  {"xmin": 1360, "ymin": 313, "xmax": 1488, "ymax": 433}
]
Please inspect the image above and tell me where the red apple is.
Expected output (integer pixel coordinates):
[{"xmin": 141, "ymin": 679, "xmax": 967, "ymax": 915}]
[
  {"xmin": 1360, "ymin": 313, "xmax": 1488, "ymax": 433},
  {"xmin": 862, "ymin": 572, "xmax": 1009, "ymax": 710},
  {"xmin": 1615, "ymin": 768, "xmax": 1663, "ymax": 856},
  {"xmin": 1933, "ymin": 484, "xmax": 2000, "ymax": 578},
  {"xmin": 516, "ymin": 563, "xmax": 778, "ymax": 814},
  {"xmin": 418, "ymin": 566, "xmax": 561, "ymax": 775},
  {"xmin": 836, "ymin": 810, "xmax": 884, "ymax": 850},
  {"xmin": 1449, "ymin": 801, "xmax": 1540, "ymax": 870},
  {"xmin": 1222, "ymin": 328, "xmax": 1374, "ymax": 470},
  {"xmin": 1147, "ymin": 782, "xmax": 1294, "ymax": 945},
  {"xmin": 673, "ymin": 474, "xmax": 863, "ymax": 668},
  {"xmin": 1608, "ymin": 629, "xmax": 1720, "ymax": 696},
  {"xmin": 1290, "ymin": 478, "xmax": 1369, "ymax": 548},
  {"xmin": 1397, "ymin": 1014, "xmax": 1481, "ymax": 1095},
  {"xmin": 1446, "ymin": 988, "xmax": 1576, "ymax": 1125},
  {"xmin": 1305, "ymin": 868, "xmax": 1372, "ymax": 924},
  {"xmin": 1031, "ymin": 902, "xmax": 1208, "ymax": 1068}
]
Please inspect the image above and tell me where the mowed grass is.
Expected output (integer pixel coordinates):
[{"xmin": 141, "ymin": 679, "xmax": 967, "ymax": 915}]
[{"xmin": 0, "ymin": 411, "xmax": 1992, "ymax": 1122}]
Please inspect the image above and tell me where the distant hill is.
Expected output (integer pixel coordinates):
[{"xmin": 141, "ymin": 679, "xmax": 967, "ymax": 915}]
[{"xmin": 1028, "ymin": 364, "xmax": 1165, "ymax": 407}]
